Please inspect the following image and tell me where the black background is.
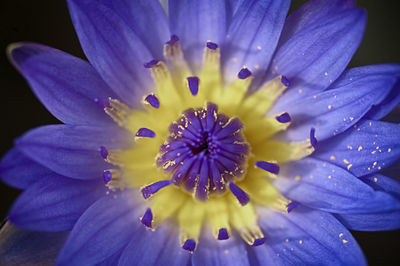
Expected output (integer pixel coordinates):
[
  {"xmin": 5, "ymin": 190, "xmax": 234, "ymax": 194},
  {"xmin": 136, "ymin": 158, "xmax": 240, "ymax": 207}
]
[{"xmin": 0, "ymin": 1, "xmax": 399, "ymax": 265}]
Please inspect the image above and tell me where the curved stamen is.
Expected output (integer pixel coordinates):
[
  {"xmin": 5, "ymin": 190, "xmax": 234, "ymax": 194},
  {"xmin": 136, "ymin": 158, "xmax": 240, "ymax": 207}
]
[
  {"xmin": 103, "ymin": 170, "xmax": 112, "ymax": 184},
  {"xmin": 252, "ymin": 237, "xmax": 266, "ymax": 246},
  {"xmin": 98, "ymin": 146, "xmax": 108, "ymax": 159},
  {"xmin": 140, "ymin": 208, "xmax": 153, "ymax": 228},
  {"xmin": 238, "ymin": 67, "xmax": 252, "ymax": 79},
  {"xmin": 166, "ymin": 34, "xmax": 179, "ymax": 45},
  {"xmin": 218, "ymin": 228, "xmax": 230, "ymax": 240},
  {"xmin": 182, "ymin": 239, "xmax": 196, "ymax": 252},
  {"xmin": 144, "ymin": 94, "xmax": 160, "ymax": 109},
  {"xmin": 136, "ymin": 128, "xmax": 156, "ymax": 138},
  {"xmin": 206, "ymin": 42, "xmax": 218, "ymax": 50},
  {"xmin": 287, "ymin": 201, "xmax": 299, "ymax": 213},
  {"xmin": 255, "ymin": 161, "xmax": 280, "ymax": 175},
  {"xmin": 281, "ymin": 75, "xmax": 291, "ymax": 87},
  {"xmin": 310, "ymin": 127, "xmax": 317, "ymax": 148},
  {"xmin": 275, "ymin": 112, "xmax": 291, "ymax": 123},
  {"xmin": 141, "ymin": 180, "xmax": 173, "ymax": 199},
  {"xmin": 187, "ymin": 76, "xmax": 200, "ymax": 96},
  {"xmin": 229, "ymin": 181, "xmax": 250, "ymax": 206},
  {"xmin": 144, "ymin": 59, "xmax": 160, "ymax": 68}
]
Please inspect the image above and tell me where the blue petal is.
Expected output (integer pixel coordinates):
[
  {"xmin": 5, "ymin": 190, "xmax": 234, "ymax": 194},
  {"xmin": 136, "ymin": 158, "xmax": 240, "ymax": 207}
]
[
  {"xmin": 169, "ymin": 0, "xmax": 228, "ymax": 72},
  {"xmin": 279, "ymin": 0, "xmax": 355, "ymax": 44},
  {"xmin": 313, "ymin": 120, "xmax": 400, "ymax": 177},
  {"xmin": 8, "ymin": 175, "xmax": 105, "ymax": 231},
  {"xmin": 0, "ymin": 148, "xmax": 53, "ymax": 189},
  {"xmin": 226, "ymin": 0, "xmax": 245, "ymax": 17},
  {"xmin": 98, "ymin": 0, "xmax": 170, "ymax": 60},
  {"xmin": 360, "ymin": 174, "xmax": 400, "ymax": 198},
  {"xmin": 275, "ymin": 157, "xmax": 400, "ymax": 213},
  {"xmin": 270, "ymin": 8, "xmax": 366, "ymax": 109},
  {"xmin": 0, "ymin": 222, "xmax": 68, "ymax": 266},
  {"xmin": 366, "ymin": 79, "xmax": 400, "ymax": 120},
  {"xmin": 56, "ymin": 190, "xmax": 141, "ymax": 265},
  {"xmin": 16, "ymin": 125, "xmax": 130, "ymax": 179},
  {"xmin": 336, "ymin": 211, "xmax": 400, "ymax": 231},
  {"xmin": 255, "ymin": 206, "xmax": 366, "ymax": 265},
  {"xmin": 279, "ymin": 64, "xmax": 399, "ymax": 141},
  {"xmin": 192, "ymin": 229, "xmax": 250, "ymax": 266},
  {"xmin": 222, "ymin": 0, "xmax": 291, "ymax": 81},
  {"xmin": 337, "ymin": 64, "xmax": 400, "ymax": 120},
  {"xmin": 8, "ymin": 43, "xmax": 116, "ymax": 126},
  {"xmin": 96, "ymin": 249, "xmax": 124, "ymax": 266},
  {"xmin": 67, "ymin": 0, "xmax": 153, "ymax": 107},
  {"xmin": 118, "ymin": 223, "xmax": 190, "ymax": 266}
]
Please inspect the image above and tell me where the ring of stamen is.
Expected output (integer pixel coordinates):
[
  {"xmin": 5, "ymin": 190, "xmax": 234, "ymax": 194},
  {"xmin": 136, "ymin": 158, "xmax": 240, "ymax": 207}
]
[{"xmin": 156, "ymin": 102, "xmax": 249, "ymax": 201}]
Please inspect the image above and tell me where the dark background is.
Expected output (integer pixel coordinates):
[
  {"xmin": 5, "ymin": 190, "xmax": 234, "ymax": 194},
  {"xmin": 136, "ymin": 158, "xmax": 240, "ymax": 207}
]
[{"xmin": 0, "ymin": 1, "xmax": 399, "ymax": 265}]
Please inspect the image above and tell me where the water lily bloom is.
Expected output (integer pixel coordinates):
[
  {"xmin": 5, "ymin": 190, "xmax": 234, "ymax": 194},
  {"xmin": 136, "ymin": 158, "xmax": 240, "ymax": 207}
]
[{"xmin": 2, "ymin": 0, "xmax": 400, "ymax": 265}]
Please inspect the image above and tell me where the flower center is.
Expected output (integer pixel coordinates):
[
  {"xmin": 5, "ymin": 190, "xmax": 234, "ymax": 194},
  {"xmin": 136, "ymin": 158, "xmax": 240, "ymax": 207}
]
[
  {"xmin": 156, "ymin": 102, "xmax": 249, "ymax": 200},
  {"xmin": 98, "ymin": 36, "xmax": 317, "ymax": 253}
]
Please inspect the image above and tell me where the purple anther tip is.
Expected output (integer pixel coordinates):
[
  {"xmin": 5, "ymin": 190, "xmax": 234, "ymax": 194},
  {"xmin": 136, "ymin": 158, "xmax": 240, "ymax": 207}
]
[
  {"xmin": 144, "ymin": 59, "xmax": 159, "ymax": 68},
  {"xmin": 229, "ymin": 181, "xmax": 250, "ymax": 206},
  {"xmin": 144, "ymin": 94, "xmax": 160, "ymax": 109},
  {"xmin": 218, "ymin": 228, "xmax": 229, "ymax": 240},
  {"xmin": 166, "ymin": 35, "xmax": 179, "ymax": 45},
  {"xmin": 141, "ymin": 208, "xmax": 153, "ymax": 228},
  {"xmin": 281, "ymin": 76, "xmax": 290, "ymax": 87},
  {"xmin": 103, "ymin": 170, "xmax": 112, "ymax": 184},
  {"xmin": 287, "ymin": 201, "xmax": 300, "ymax": 213},
  {"xmin": 187, "ymin": 76, "xmax": 200, "ymax": 96},
  {"xmin": 252, "ymin": 237, "xmax": 266, "ymax": 246},
  {"xmin": 98, "ymin": 146, "xmax": 108, "ymax": 159},
  {"xmin": 136, "ymin": 128, "xmax": 156, "ymax": 138},
  {"xmin": 182, "ymin": 239, "xmax": 196, "ymax": 252},
  {"xmin": 206, "ymin": 42, "xmax": 218, "ymax": 50},
  {"xmin": 255, "ymin": 161, "xmax": 280, "ymax": 175},
  {"xmin": 275, "ymin": 112, "xmax": 291, "ymax": 123},
  {"xmin": 94, "ymin": 97, "xmax": 110, "ymax": 108},
  {"xmin": 310, "ymin": 127, "xmax": 317, "ymax": 148},
  {"xmin": 238, "ymin": 68, "xmax": 252, "ymax": 79},
  {"xmin": 141, "ymin": 180, "xmax": 173, "ymax": 199}
]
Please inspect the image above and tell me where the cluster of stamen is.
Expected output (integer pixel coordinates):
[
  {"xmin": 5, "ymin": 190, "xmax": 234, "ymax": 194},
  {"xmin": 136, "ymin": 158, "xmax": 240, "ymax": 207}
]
[
  {"xmin": 156, "ymin": 102, "xmax": 249, "ymax": 201},
  {"xmin": 95, "ymin": 34, "xmax": 319, "ymax": 253}
]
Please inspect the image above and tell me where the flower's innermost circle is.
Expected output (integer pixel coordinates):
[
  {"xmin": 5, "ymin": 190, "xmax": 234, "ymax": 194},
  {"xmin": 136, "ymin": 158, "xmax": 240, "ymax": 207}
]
[{"xmin": 156, "ymin": 102, "xmax": 249, "ymax": 201}]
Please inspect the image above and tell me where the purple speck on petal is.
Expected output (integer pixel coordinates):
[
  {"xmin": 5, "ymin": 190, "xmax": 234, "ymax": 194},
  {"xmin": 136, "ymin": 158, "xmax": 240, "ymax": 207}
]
[
  {"xmin": 218, "ymin": 228, "xmax": 229, "ymax": 240},
  {"xmin": 94, "ymin": 97, "xmax": 110, "ymax": 108},
  {"xmin": 255, "ymin": 161, "xmax": 280, "ymax": 175},
  {"xmin": 281, "ymin": 76, "xmax": 290, "ymax": 87},
  {"xmin": 252, "ymin": 237, "xmax": 266, "ymax": 246},
  {"xmin": 136, "ymin": 128, "xmax": 156, "ymax": 138},
  {"xmin": 238, "ymin": 68, "xmax": 252, "ymax": 79},
  {"xmin": 182, "ymin": 239, "xmax": 196, "ymax": 252},
  {"xmin": 287, "ymin": 201, "xmax": 300, "ymax": 213},
  {"xmin": 228, "ymin": 181, "xmax": 250, "ymax": 206},
  {"xmin": 206, "ymin": 42, "xmax": 218, "ymax": 50},
  {"xmin": 141, "ymin": 208, "xmax": 153, "ymax": 228},
  {"xmin": 98, "ymin": 146, "xmax": 108, "ymax": 159},
  {"xmin": 275, "ymin": 112, "xmax": 291, "ymax": 123},
  {"xmin": 144, "ymin": 94, "xmax": 160, "ymax": 108},
  {"xmin": 187, "ymin": 76, "xmax": 199, "ymax": 96},
  {"xmin": 103, "ymin": 170, "xmax": 112, "ymax": 184},
  {"xmin": 144, "ymin": 59, "xmax": 159, "ymax": 68},
  {"xmin": 310, "ymin": 127, "xmax": 317, "ymax": 148},
  {"xmin": 141, "ymin": 180, "xmax": 173, "ymax": 199}
]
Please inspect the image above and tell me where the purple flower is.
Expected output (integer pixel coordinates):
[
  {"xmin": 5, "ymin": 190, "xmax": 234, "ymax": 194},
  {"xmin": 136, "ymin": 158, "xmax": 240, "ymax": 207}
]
[{"xmin": 1, "ymin": 0, "xmax": 400, "ymax": 265}]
